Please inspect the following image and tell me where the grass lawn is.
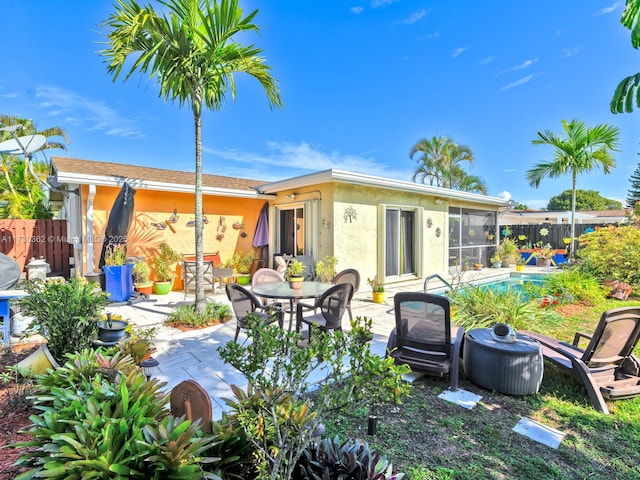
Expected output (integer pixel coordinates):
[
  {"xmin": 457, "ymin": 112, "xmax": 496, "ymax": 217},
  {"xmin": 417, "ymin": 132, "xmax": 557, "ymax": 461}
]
[{"xmin": 323, "ymin": 298, "xmax": 640, "ymax": 480}]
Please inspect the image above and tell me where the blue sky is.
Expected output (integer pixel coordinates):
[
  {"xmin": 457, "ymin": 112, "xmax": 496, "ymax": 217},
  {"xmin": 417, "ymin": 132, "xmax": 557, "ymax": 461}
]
[{"xmin": 2, "ymin": 1, "xmax": 639, "ymax": 209}]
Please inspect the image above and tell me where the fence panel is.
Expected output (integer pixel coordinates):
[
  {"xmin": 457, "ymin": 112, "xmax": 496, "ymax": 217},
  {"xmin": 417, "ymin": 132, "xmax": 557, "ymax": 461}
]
[{"xmin": 0, "ymin": 220, "xmax": 73, "ymax": 278}]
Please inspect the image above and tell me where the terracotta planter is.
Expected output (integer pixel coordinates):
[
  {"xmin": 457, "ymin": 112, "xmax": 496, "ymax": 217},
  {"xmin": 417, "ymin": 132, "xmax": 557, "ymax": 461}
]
[
  {"xmin": 288, "ymin": 278, "xmax": 303, "ymax": 290},
  {"xmin": 135, "ymin": 282, "xmax": 154, "ymax": 296},
  {"xmin": 536, "ymin": 258, "xmax": 551, "ymax": 267},
  {"xmin": 372, "ymin": 291, "xmax": 385, "ymax": 304}
]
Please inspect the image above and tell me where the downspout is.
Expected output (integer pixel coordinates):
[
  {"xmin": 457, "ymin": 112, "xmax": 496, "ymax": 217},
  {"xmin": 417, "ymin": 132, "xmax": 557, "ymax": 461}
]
[{"xmin": 86, "ymin": 184, "xmax": 96, "ymax": 273}]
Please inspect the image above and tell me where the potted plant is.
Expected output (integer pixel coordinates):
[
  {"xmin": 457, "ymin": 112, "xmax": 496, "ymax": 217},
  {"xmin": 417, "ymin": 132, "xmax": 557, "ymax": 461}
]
[
  {"xmin": 534, "ymin": 243, "xmax": 555, "ymax": 267},
  {"xmin": 315, "ymin": 255, "xmax": 338, "ymax": 283},
  {"xmin": 515, "ymin": 256, "xmax": 525, "ymax": 272},
  {"xmin": 286, "ymin": 258, "xmax": 305, "ymax": 289},
  {"xmin": 18, "ymin": 278, "xmax": 110, "ymax": 363},
  {"xmin": 367, "ymin": 276, "xmax": 385, "ymax": 304},
  {"xmin": 102, "ymin": 243, "xmax": 133, "ymax": 302},
  {"xmin": 473, "ymin": 262, "xmax": 483, "ymax": 271},
  {"xmin": 490, "ymin": 254, "xmax": 502, "ymax": 268},
  {"xmin": 230, "ymin": 251, "xmax": 255, "ymax": 285},
  {"xmin": 499, "ymin": 238, "xmax": 519, "ymax": 267},
  {"xmin": 119, "ymin": 324, "xmax": 157, "ymax": 363},
  {"xmin": 152, "ymin": 242, "xmax": 182, "ymax": 294},
  {"xmin": 132, "ymin": 259, "xmax": 153, "ymax": 296}
]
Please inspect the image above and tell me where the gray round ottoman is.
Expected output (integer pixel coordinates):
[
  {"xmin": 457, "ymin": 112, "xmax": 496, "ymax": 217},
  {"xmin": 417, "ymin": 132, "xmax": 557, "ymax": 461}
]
[{"xmin": 463, "ymin": 328, "xmax": 543, "ymax": 395}]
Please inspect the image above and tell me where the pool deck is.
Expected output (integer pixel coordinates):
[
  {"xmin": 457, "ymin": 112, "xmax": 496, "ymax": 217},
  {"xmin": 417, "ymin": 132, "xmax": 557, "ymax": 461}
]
[{"xmin": 9, "ymin": 264, "xmax": 555, "ymax": 419}]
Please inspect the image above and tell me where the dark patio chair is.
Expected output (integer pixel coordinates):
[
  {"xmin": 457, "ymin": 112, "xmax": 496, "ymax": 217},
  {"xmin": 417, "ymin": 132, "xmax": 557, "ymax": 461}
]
[
  {"xmin": 295, "ymin": 254, "xmax": 316, "ymax": 281},
  {"xmin": 332, "ymin": 268, "xmax": 360, "ymax": 320},
  {"xmin": 296, "ymin": 283, "xmax": 353, "ymax": 339},
  {"xmin": 387, "ymin": 292, "xmax": 464, "ymax": 391},
  {"xmin": 520, "ymin": 306, "xmax": 640, "ymax": 414},
  {"xmin": 225, "ymin": 283, "xmax": 284, "ymax": 342}
]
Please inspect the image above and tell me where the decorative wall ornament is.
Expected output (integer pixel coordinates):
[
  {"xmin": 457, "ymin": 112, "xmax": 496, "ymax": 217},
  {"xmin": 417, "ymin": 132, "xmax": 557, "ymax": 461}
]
[
  {"xmin": 435, "ymin": 227, "xmax": 441, "ymax": 237},
  {"xmin": 344, "ymin": 206, "xmax": 357, "ymax": 223},
  {"xmin": 426, "ymin": 218, "xmax": 433, "ymax": 228},
  {"xmin": 150, "ymin": 209, "xmax": 179, "ymax": 232},
  {"xmin": 216, "ymin": 216, "xmax": 227, "ymax": 241}
]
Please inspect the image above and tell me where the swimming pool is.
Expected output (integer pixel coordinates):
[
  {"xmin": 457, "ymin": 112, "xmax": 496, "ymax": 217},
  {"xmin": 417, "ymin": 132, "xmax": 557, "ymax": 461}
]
[{"xmin": 466, "ymin": 273, "xmax": 546, "ymax": 300}]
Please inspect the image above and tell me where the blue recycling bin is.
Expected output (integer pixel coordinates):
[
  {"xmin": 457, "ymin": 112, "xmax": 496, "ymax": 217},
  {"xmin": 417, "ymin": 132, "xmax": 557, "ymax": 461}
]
[{"xmin": 102, "ymin": 264, "xmax": 134, "ymax": 302}]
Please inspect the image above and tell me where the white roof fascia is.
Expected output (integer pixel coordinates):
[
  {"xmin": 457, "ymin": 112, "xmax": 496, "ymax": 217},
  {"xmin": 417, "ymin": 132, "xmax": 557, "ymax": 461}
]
[
  {"xmin": 55, "ymin": 171, "xmax": 272, "ymax": 199},
  {"xmin": 255, "ymin": 169, "xmax": 507, "ymax": 207}
]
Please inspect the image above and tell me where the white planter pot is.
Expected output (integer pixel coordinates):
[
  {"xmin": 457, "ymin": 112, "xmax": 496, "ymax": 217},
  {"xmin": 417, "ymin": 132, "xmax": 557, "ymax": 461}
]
[{"xmin": 11, "ymin": 312, "xmax": 34, "ymax": 337}]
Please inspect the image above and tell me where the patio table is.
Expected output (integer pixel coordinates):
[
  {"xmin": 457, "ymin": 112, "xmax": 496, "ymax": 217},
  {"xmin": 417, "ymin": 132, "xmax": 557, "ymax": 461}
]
[{"xmin": 252, "ymin": 281, "xmax": 333, "ymax": 331}]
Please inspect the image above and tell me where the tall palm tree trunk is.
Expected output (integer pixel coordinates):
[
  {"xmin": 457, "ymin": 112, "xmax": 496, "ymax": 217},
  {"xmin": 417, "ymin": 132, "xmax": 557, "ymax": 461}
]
[{"xmin": 194, "ymin": 113, "xmax": 205, "ymax": 313}]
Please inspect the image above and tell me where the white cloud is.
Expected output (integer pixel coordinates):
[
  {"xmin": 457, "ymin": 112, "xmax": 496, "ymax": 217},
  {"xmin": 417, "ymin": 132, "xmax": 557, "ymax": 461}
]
[
  {"xmin": 35, "ymin": 86, "xmax": 144, "ymax": 139},
  {"xmin": 595, "ymin": 1, "xmax": 623, "ymax": 15},
  {"xmin": 503, "ymin": 168, "xmax": 517, "ymax": 173},
  {"xmin": 453, "ymin": 46, "xmax": 469, "ymax": 58},
  {"xmin": 399, "ymin": 9, "xmax": 428, "ymax": 25},
  {"xmin": 495, "ymin": 57, "xmax": 538, "ymax": 77},
  {"xmin": 479, "ymin": 56, "xmax": 494, "ymax": 65},
  {"xmin": 497, "ymin": 191, "xmax": 512, "ymax": 201},
  {"xmin": 371, "ymin": 0, "xmax": 398, "ymax": 8},
  {"xmin": 501, "ymin": 74, "xmax": 534, "ymax": 91},
  {"xmin": 205, "ymin": 141, "xmax": 412, "ymax": 181},
  {"xmin": 562, "ymin": 47, "xmax": 582, "ymax": 58},
  {"xmin": 350, "ymin": 6, "xmax": 364, "ymax": 14}
]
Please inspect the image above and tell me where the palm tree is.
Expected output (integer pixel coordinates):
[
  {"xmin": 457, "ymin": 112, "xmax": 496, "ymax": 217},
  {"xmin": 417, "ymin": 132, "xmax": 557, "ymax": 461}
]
[
  {"xmin": 0, "ymin": 114, "xmax": 70, "ymax": 218},
  {"xmin": 526, "ymin": 119, "xmax": 620, "ymax": 260},
  {"xmin": 409, "ymin": 135, "xmax": 487, "ymax": 194},
  {"xmin": 611, "ymin": 0, "xmax": 640, "ymax": 113},
  {"xmin": 100, "ymin": 0, "xmax": 282, "ymax": 313}
]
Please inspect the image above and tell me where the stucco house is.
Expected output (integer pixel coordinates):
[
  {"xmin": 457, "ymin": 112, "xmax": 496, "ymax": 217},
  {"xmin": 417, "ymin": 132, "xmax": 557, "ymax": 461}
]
[{"xmin": 51, "ymin": 157, "xmax": 507, "ymax": 288}]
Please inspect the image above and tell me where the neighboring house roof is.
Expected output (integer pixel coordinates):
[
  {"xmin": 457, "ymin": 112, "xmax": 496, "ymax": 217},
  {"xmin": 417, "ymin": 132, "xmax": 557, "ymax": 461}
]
[
  {"xmin": 255, "ymin": 169, "xmax": 508, "ymax": 207},
  {"xmin": 500, "ymin": 209, "xmax": 628, "ymax": 225},
  {"xmin": 51, "ymin": 156, "xmax": 271, "ymax": 198}
]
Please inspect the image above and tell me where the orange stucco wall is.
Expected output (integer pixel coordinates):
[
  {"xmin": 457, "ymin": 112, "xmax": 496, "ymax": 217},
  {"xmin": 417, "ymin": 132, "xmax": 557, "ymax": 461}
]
[{"xmin": 80, "ymin": 184, "xmax": 266, "ymax": 289}]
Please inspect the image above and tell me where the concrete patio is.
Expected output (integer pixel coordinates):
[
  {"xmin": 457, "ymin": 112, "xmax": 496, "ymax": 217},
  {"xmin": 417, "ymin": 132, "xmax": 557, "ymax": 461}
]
[{"xmin": 103, "ymin": 267, "xmax": 528, "ymax": 419}]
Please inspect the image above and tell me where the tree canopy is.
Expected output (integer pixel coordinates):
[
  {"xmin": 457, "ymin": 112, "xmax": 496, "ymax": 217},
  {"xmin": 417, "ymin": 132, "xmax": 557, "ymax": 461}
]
[
  {"xmin": 100, "ymin": 0, "xmax": 282, "ymax": 313},
  {"xmin": 547, "ymin": 189, "xmax": 622, "ymax": 211},
  {"xmin": 0, "ymin": 114, "xmax": 70, "ymax": 219},
  {"xmin": 611, "ymin": 0, "xmax": 640, "ymax": 113},
  {"xmin": 527, "ymin": 118, "xmax": 620, "ymax": 260},
  {"xmin": 409, "ymin": 135, "xmax": 487, "ymax": 194}
]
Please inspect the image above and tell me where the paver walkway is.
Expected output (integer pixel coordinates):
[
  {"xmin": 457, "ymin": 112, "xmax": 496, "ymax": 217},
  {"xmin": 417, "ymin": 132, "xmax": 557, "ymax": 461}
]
[{"xmin": 104, "ymin": 267, "xmax": 521, "ymax": 419}]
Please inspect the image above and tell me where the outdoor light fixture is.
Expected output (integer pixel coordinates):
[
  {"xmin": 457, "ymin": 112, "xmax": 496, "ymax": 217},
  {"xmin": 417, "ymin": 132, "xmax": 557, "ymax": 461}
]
[
  {"xmin": 286, "ymin": 193, "xmax": 296, "ymax": 200},
  {"xmin": 140, "ymin": 357, "xmax": 160, "ymax": 381}
]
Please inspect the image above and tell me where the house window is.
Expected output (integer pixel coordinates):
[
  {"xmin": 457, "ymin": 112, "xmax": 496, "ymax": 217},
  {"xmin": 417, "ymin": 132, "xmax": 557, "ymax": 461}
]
[
  {"xmin": 276, "ymin": 202, "xmax": 318, "ymax": 257},
  {"xmin": 448, "ymin": 207, "xmax": 497, "ymax": 268},
  {"xmin": 385, "ymin": 208, "xmax": 416, "ymax": 278}
]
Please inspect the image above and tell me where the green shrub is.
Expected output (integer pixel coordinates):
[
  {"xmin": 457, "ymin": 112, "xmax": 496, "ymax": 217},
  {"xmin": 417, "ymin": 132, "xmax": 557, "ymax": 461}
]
[
  {"xmin": 451, "ymin": 286, "xmax": 561, "ymax": 331},
  {"xmin": 18, "ymin": 279, "xmax": 110, "ymax": 362},
  {"xmin": 576, "ymin": 225, "xmax": 640, "ymax": 285},
  {"xmin": 13, "ymin": 349, "xmax": 219, "ymax": 479},
  {"xmin": 166, "ymin": 301, "xmax": 233, "ymax": 328},
  {"xmin": 541, "ymin": 269, "xmax": 608, "ymax": 305},
  {"xmin": 217, "ymin": 316, "xmax": 411, "ymax": 480}
]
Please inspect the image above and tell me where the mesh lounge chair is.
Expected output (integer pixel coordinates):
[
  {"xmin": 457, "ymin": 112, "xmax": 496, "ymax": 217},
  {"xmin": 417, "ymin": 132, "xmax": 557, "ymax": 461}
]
[
  {"xmin": 521, "ymin": 307, "xmax": 640, "ymax": 414},
  {"xmin": 387, "ymin": 292, "xmax": 464, "ymax": 391},
  {"xmin": 332, "ymin": 268, "xmax": 360, "ymax": 321},
  {"xmin": 225, "ymin": 283, "xmax": 284, "ymax": 342},
  {"xmin": 296, "ymin": 283, "xmax": 353, "ymax": 339}
]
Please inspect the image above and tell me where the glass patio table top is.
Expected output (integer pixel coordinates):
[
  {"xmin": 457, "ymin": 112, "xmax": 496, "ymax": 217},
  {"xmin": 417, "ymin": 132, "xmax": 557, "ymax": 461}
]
[{"xmin": 251, "ymin": 281, "xmax": 333, "ymax": 330}]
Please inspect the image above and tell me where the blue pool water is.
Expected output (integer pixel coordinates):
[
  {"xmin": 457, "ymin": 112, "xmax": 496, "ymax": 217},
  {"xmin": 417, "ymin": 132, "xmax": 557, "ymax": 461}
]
[{"xmin": 474, "ymin": 273, "xmax": 544, "ymax": 293}]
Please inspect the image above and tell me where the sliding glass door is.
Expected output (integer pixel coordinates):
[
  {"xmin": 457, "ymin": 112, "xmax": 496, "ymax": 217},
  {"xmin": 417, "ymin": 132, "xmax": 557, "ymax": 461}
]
[{"xmin": 385, "ymin": 208, "xmax": 416, "ymax": 277}]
